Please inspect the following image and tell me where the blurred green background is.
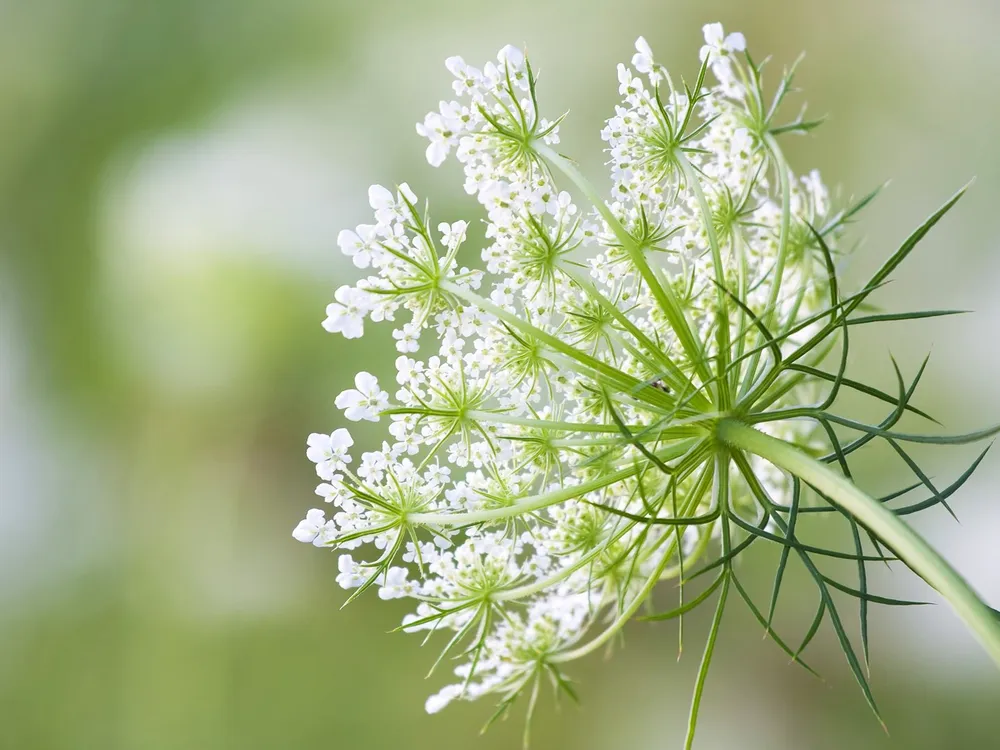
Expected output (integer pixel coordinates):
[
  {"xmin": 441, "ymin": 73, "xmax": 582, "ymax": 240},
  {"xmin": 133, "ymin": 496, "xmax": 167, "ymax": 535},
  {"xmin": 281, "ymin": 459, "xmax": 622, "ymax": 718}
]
[{"xmin": 1, "ymin": 1, "xmax": 999, "ymax": 748}]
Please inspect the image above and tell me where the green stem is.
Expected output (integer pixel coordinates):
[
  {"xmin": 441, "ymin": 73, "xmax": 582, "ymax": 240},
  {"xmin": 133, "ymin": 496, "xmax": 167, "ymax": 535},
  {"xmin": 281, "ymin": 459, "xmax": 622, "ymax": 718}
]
[
  {"xmin": 440, "ymin": 280, "xmax": 671, "ymax": 412},
  {"xmin": 409, "ymin": 438, "xmax": 699, "ymax": 526},
  {"xmin": 464, "ymin": 411, "xmax": 630, "ymax": 433},
  {"xmin": 684, "ymin": 453, "xmax": 731, "ymax": 750},
  {"xmin": 494, "ymin": 517, "xmax": 643, "ymax": 602},
  {"xmin": 761, "ymin": 134, "xmax": 792, "ymax": 325},
  {"xmin": 675, "ymin": 150, "xmax": 732, "ymax": 411},
  {"xmin": 740, "ymin": 134, "xmax": 791, "ymax": 400},
  {"xmin": 547, "ymin": 463, "xmax": 714, "ymax": 663},
  {"xmin": 717, "ymin": 419, "xmax": 1000, "ymax": 668},
  {"xmin": 550, "ymin": 532, "xmax": 677, "ymax": 663},
  {"xmin": 535, "ymin": 143, "xmax": 713, "ymax": 386},
  {"xmin": 563, "ymin": 268, "xmax": 712, "ymax": 411}
]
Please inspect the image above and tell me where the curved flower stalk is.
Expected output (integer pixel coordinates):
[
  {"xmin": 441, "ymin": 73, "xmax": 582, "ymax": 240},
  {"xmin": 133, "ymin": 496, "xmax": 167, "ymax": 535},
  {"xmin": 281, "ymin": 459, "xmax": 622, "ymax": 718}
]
[{"xmin": 295, "ymin": 24, "xmax": 1000, "ymax": 748}]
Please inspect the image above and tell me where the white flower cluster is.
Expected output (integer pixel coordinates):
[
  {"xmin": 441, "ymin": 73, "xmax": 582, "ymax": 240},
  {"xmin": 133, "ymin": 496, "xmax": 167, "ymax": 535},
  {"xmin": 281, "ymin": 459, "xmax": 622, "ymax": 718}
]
[
  {"xmin": 297, "ymin": 24, "xmax": 845, "ymax": 724},
  {"xmin": 323, "ymin": 182, "xmax": 484, "ymax": 341}
]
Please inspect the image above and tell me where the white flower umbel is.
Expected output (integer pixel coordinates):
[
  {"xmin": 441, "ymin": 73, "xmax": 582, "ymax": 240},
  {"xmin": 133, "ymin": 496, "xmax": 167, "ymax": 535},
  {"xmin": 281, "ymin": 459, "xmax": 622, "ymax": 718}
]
[{"xmin": 296, "ymin": 24, "xmax": 1000, "ymax": 749}]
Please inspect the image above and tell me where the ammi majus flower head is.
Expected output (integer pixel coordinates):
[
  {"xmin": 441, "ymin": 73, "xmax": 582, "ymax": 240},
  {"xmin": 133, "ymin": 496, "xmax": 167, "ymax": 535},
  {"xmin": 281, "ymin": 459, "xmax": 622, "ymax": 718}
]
[{"xmin": 295, "ymin": 22, "xmax": 1000, "ymax": 749}]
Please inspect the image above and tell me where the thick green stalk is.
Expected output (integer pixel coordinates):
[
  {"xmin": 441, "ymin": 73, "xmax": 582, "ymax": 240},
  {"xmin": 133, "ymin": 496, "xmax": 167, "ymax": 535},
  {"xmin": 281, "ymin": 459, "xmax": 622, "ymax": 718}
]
[
  {"xmin": 684, "ymin": 453, "xmax": 731, "ymax": 750},
  {"xmin": 717, "ymin": 419, "xmax": 1000, "ymax": 667}
]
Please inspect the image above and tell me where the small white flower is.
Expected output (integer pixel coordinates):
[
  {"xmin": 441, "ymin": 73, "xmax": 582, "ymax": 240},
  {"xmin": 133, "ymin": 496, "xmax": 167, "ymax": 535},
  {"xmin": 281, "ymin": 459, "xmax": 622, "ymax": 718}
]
[
  {"xmin": 315, "ymin": 482, "xmax": 342, "ymax": 503},
  {"xmin": 336, "ymin": 554, "xmax": 365, "ymax": 589},
  {"xmin": 306, "ymin": 428, "xmax": 353, "ymax": 479},
  {"xmin": 369, "ymin": 183, "xmax": 418, "ymax": 227},
  {"xmin": 438, "ymin": 220, "xmax": 468, "ymax": 250},
  {"xmin": 700, "ymin": 22, "xmax": 746, "ymax": 62},
  {"xmin": 378, "ymin": 567, "xmax": 411, "ymax": 600},
  {"xmin": 368, "ymin": 184, "xmax": 395, "ymax": 218},
  {"xmin": 322, "ymin": 285, "xmax": 370, "ymax": 339},
  {"xmin": 292, "ymin": 508, "xmax": 327, "ymax": 544},
  {"xmin": 395, "ymin": 355, "xmax": 423, "ymax": 384},
  {"xmin": 424, "ymin": 463, "xmax": 451, "ymax": 485},
  {"xmin": 393, "ymin": 322, "xmax": 421, "ymax": 353},
  {"xmin": 337, "ymin": 224, "xmax": 378, "ymax": 269},
  {"xmin": 425, "ymin": 684, "xmax": 463, "ymax": 714},
  {"xmin": 616, "ymin": 63, "xmax": 642, "ymax": 102},
  {"xmin": 497, "ymin": 44, "xmax": 526, "ymax": 76},
  {"xmin": 335, "ymin": 372, "xmax": 389, "ymax": 422},
  {"xmin": 444, "ymin": 56, "xmax": 484, "ymax": 98},
  {"xmin": 357, "ymin": 449, "xmax": 389, "ymax": 482},
  {"xmin": 631, "ymin": 36, "xmax": 662, "ymax": 83}
]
